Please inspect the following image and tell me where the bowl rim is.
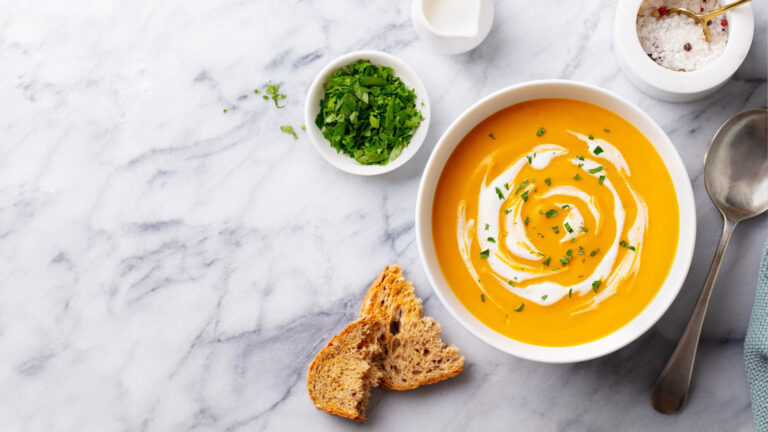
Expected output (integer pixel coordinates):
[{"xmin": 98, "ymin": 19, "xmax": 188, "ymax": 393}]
[
  {"xmin": 304, "ymin": 50, "xmax": 431, "ymax": 176},
  {"xmin": 415, "ymin": 79, "xmax": 697, "ymax": 363},
  {"xmin": 613, "ymin": 0, "xmax": 754, "ymax": 97}
]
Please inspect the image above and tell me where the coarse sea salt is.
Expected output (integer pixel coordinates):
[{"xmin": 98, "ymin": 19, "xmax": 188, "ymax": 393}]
[{"xmin": 636, "ymin": 0, "xmax": 728, "ymax": 71}]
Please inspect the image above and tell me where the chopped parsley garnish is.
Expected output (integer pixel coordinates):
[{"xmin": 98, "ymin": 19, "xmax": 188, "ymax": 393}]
[
  {"xmin": 514, "ymin": 180, "xmax": 530, "ymax": 194},
  {"xmin": 504, "ymin": 182, "xmax": 510, "ymax": 190},
  {"xmin": 578, "ymin": 246, "xmax": 584, "ymax": 255},
  {"xmin": 544, "ymin": 177, "xmax": 551, "ymax": 186},
  {"xmin": 552, "ymin": 225, "xmax": 560, "ymax": 234},
  {"xmin": 480, "ymin": 249, "xmax": 490, "ymax": 259},
  {"xmin": 593, "ymin": 145, "xmax": 604, "ymax": 155},
  {"xmin": 280, "ymin": 125, "xmax": 298, "ymax": 139},
  {"xmin": 301, "ymin": 124, "xmax": 306, "ymax": 131},
  {"xmin": 508, "ymin": 280, "xmax": 515, "ymax": 287},
  {"xmin": 524, "ymin": 216, "xmax": 530, "ymax": 226},
  {"xmin": 314, "ymin": 60, "xmax": 424, "ymax": 165},
  {"xmin": 521, "ymin": 190, "xmax": 530, "ymax": 202},
  {"xmin": 223, "ymin": 108, "xmax": 228, "ymax": 113},
  {"xmin": 599, "ymin": 175, "xmax": 605, "ymax": 185},
  {"xmin": 628, "ymin": 245, "xmax": 637, "ymax": 251},
  {"xmin": 603, "ymin": 128, "xmax": 611, "ymax": 133},
  {"xmin": 542, "ymin": 257, "xmax": 551, "ymax": 266},
  {"xmin": 577, "ymin": 155, "xmax": 585, "ymax": 161},
  {"xmin": 561, "ymin": 256, "xmax": 570, "ymax": 266},
  {"xmin": 514, "ymin": 303, "xmax": 525, "ymax": 312},
  {"xmin": 588, "ymin": 134, "xmax": 594, "ymax": 140},
  {"xmin": 254, "ymin": 89, "xmax": 260, "ymax": 94},
  {"xmin": 592, "ymin": 280, "xmax": 602, "ymax": 292},
  {"xmin": 480, "ymin": 294, "xmax": 486, "ymax": 302},
  {"xmin": 489, "ymin": 133, "xmax": 495, "ymax": 140},
  {"xmin": 504, "ymin": 208, "xmax": 513, "ymax": 215},
  {"xmin": 619, "ymin": 240, "xmax": 628, "ymax": 247},
  {"xmin": 588, "ymin": 166, "xmax": 604, "ymax": 174},
  {"xmin": 561, "ymin": 204, "xmax": 570, "ymax": 209},
  {"xmin": 564, "ymin": 222, "xmax": 574, "ymax": 233},
  {"xmin": 590, "ymin": 248, "xmax": 601, "ymax": 257},
  {"xmin": 495, "ymin": 187, "xmax": 505, "ymax": 200},
  {"xmin": 566, "ymin": 249, "xmax": 573, "ymax": 257},
  {"xmin": 484, "ymin": 223, "xmax": 490, "ymax": 230},
  {"xmin": 526, "ymin": 155, "xmax": 533, "ymax": 164},
  {"xmin": 545, "ymin": 209, "xmax": 558, "ymax": 218},
  {"xmin": 569, "ymin": 288, "xmax": 573, "ymax": 298},
  {"xmin": 551, "ymin": 266, "xmax": 560, "ymax": 271},
  {"xmin": 573, "ymin": 174, "xmax": 582, "ymax": 181},
  {"xmin": 541, "ymin": 294, "xmax": 548, "ymax": 301},
  {"xmin": 266, "ymin": 82, "xmax": 287, "ymax": 108},
  {"xmin": 580, "ymin": 226, "xmax": 588, "ymax": 233},
  {"xmin": 487, "ymin": 237, "xmax": 496, "ymax": 243},
  {"xmin": 536, "ymin": 127, "xmax": 546, "ymax": 136}
]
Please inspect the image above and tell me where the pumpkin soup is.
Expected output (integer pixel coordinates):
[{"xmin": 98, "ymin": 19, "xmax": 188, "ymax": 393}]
[{"xmin": 432, "ymin": 98, "xmax": 679, "ymax": 347}]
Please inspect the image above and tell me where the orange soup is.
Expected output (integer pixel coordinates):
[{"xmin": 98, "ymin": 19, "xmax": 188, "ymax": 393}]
[{"xmin": 432, "ymin": 98, "xmax": 679, "ymax": 346}]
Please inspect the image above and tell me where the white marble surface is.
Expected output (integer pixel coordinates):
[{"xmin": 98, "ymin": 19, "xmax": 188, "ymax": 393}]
[{"xmin": 1, "ymin": 1, "xmax": 766, "ymax": 430}]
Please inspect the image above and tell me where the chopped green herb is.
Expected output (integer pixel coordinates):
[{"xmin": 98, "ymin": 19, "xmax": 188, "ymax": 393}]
[
  {"xmin": 521, "ymin": 190, "xmax": 530, "ymax": 202},
  {"xmin": 552, "ymin": 225, "xmax": 560, "ymax": 234},
  {"xmin": 495, "ymin": 187, "xmax": 504, "ymax": 200},
  {"xmin": 514, "ymin": 180, "xmax": 530, "ymax": 194},
  {"xmin": 603, "ymin": 128, "xmax": 611, "ymax": 133},
  {"xmin": 508, "ymin": 280, "xmax": 515, "ymax": 287},
  {"xmin": 545, "ymin": 209, "xmax": 558, "ymax": 218},
  {"xmin": 223, "ymin": 108, "xmax": 228, "ymax": 113},
  {"xmin": 560, "ymin": 256, "xmax": 570, "ymax": 266},
  {"xmin": 489, "ymin": 133, "xmax": 495, "ymax": 140},
  {"xmin": 564, "ymin": 222, "xmax": 574, "ymax": 233},
  {"xmin": 541, "ymin": 294, "xmax": 548, "ymax": 301},
  {"xmin": 544, "ymin": 177, "xmax": 551, "ymax": 186},
  {"xmin": 536, "ymin": 127, "xmax": 546, "ymax": 136},
  {"xmin": 266, "ymin": 82, "xmax": 287, "ymax": 108},
  {"xmin": 574, "ymin": 174, "xmax": 582, "ymax": 180},
  {"xmin": 592, "ymin": 280, "xmax": 602, "ymax": 293},
  {"xmin": 628, "ymin": 245, "xmax": 636, "ymax": 251},
  {"xmin": 577, "ymin": 155, "xmax": 585, "ymax": 161},
  {"xmin": 484, "ymin": 223, "xmax": 490, "ymax": 230},
  {"xmin": 580, "ymin": 226, "xmax": 588, "ymax": 233},
  {"xmin": 514, "ymin": 303, "xmax": 525, "ymax": 312},
  {"xmin": 551, "ymin": 266, "xmax": 560, "ymax": 271},
  {"xmin": 588, "ymin": 166, "xmax": 604, "ymax": 174},
  {"xmin": 526, "ymin": 155, "xmax": 533, "ymax": 164},
  {"xmin": 280, "ymin": 125, "xmax": 298, "ymax": 139},
  {"xmin": 254, "ymin": 89, "xmax": 260, "ymax": 94},
  {"xmin": 542, "ymin": 257, "xmax": 551, "ymax": 266},
  {"xmin": 262, "ymin": 95, "xmax": 269, "ymax": 100},
  {"xmin": 590, "ymin": 248, "xmax": 601, "ymax": 257},
  {"xmin": 588, "ymin": 134, "xmax": 594, "ymax": 140},
  {"xmin": 301, "ymin": 124, "xmax": 306, "ymax": 131},
  {"xmin": 578, "ymin": 246, "xmax": 584, "ymax": 255},
  {"xmin": 524, "ymin": 216, "xmax": 530, "ymax": 226},
  {"xmin": 561, "ymin": 204, "xmax": 570, "ymax": 209},
  {"xmin": 504, "ymin": 208, "xmax": 513, "ymax": 215},
  {"xmin": 566, "ymin": 249, "xmax": 573, "ymax": 257},
  {"xmin": 504, "ymin": 182, "xmax": 510, "ymax": 190},
  {"xmin": 480, "ymin": 294, "xmax": 486, "ymax": 302},
  {"xmin": 598, "ymin": 175, "xmax": 605, "ymax": 185},
  {"xmin": 569, "ymin": 288, "xmax": 573, "ymax": 298},
  {"xmin": 487, "ymin": 237, "xmax": 496, "ymax": 243},
  {"xmin": 620, "ymin": 240, "xmax": 628, "ymax": 247},
  {"xmin": 593, "ymin": 145, "xmax": 604, "ymax": 155},
  {"xmin": 538, "ymin": 210, "xmax": 544, "ymax": 215},
  {"xmin": 480, "ymin": 249, "xmax": 490, "ymax": 259},
  {"xmin": 314, "ymin": 60, "xmax": 424, "ymax": 165}
]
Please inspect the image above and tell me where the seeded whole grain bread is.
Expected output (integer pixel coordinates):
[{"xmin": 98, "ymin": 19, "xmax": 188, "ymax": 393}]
[
  {"xmin": 306, "ymin": 317, "xmax": 386, "ymax": 421},
  {"xmin": 360, "ymin": 265, "xmax": 464, "ymax": 390}
]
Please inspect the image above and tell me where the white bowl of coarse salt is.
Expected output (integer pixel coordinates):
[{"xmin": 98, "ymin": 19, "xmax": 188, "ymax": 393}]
[{"xmin": 614, "ymin": 0, "xmax": 754, "ymax": 102}]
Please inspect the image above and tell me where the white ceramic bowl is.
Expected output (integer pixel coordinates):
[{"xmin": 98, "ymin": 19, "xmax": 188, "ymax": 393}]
[
  {"xmin": 415, "ymin": 80, "xmax": 696, "ymax": 363},
  {"xmin": 411, "ymin": 0, "xmax": 494, "ymax": 54},
  {"xmin": 614, "ymin": 0, "xmax": 754, "ymax": 102},
  {"xmin": 304, "ymin": 50, "xmax": 431, "ymax": 176}
]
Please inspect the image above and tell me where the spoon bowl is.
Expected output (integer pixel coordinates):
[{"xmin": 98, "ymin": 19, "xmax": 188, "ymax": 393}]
[
  {"xmin": 668, "ymin": 0, "xmax": 753, "ymax": 42},
  {"xmin": 705, "ymin": 108, "xmax": 768, "ymax": 221},
  {"xmin": 651, "ymin": 108, "xmax": 768, "ymax": 414}
]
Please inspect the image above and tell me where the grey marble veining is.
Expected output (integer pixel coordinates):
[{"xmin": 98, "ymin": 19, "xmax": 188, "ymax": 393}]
[{"xmin": 0, "ymin": 0, "xmax": 766, "ymax": 430}]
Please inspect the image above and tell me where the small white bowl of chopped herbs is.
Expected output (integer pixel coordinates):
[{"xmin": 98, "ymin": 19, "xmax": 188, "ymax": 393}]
[{"xmin": 305, "ymin": 50, "xmax": 430, "ymax": 175}]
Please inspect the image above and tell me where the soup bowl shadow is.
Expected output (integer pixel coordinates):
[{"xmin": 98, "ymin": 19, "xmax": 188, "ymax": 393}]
[{"xmin": 415, "ymin": 79, "xmax": 696, "ymax": 363}]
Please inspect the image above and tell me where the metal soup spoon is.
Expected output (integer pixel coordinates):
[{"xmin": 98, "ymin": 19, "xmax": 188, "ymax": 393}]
[
  {"xmin": 651, "ymin": 108, "xmax": 768, "ymax": 414},
  {"xmin": 666, "ymin": 0, "xmax": 752, "ymax": 42}
]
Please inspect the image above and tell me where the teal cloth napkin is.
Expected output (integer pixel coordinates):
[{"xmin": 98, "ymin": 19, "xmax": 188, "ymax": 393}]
[{"xmin": 746, "ymin": 237, "xmax": 768, "ymax": 431}]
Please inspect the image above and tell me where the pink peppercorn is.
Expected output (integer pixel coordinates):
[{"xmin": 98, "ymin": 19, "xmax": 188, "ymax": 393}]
[
  {"xmin": 721, "ymin": 19, "xmax": 728, "ymax": 26},
  {"xmin": 659, "ymin": 6, "xmax": 668, "ymax": 15}
]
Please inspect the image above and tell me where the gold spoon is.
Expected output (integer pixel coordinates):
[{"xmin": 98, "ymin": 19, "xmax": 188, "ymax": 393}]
[{"xmin": 666, "ymin": 0, "xmax": 752, "ymax": 42}]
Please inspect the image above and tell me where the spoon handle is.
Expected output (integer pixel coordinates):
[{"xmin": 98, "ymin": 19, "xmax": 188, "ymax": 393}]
[
  {"xmin": 701, "ymin": 0, "xmax": 752, "ymax": 21},
  {"xmin": 650, "ymin": 216, "xmax": 738, "ymax": 414}
]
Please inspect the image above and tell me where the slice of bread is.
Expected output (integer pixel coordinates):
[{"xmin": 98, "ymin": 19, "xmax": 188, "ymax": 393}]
[
  {"xmin": 306, "ymin": 317, "xmax": 386, "ymax": 421},
  {"xmin": 360, "ymin": 265, "xmax": 464, "ymax": 390}
]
